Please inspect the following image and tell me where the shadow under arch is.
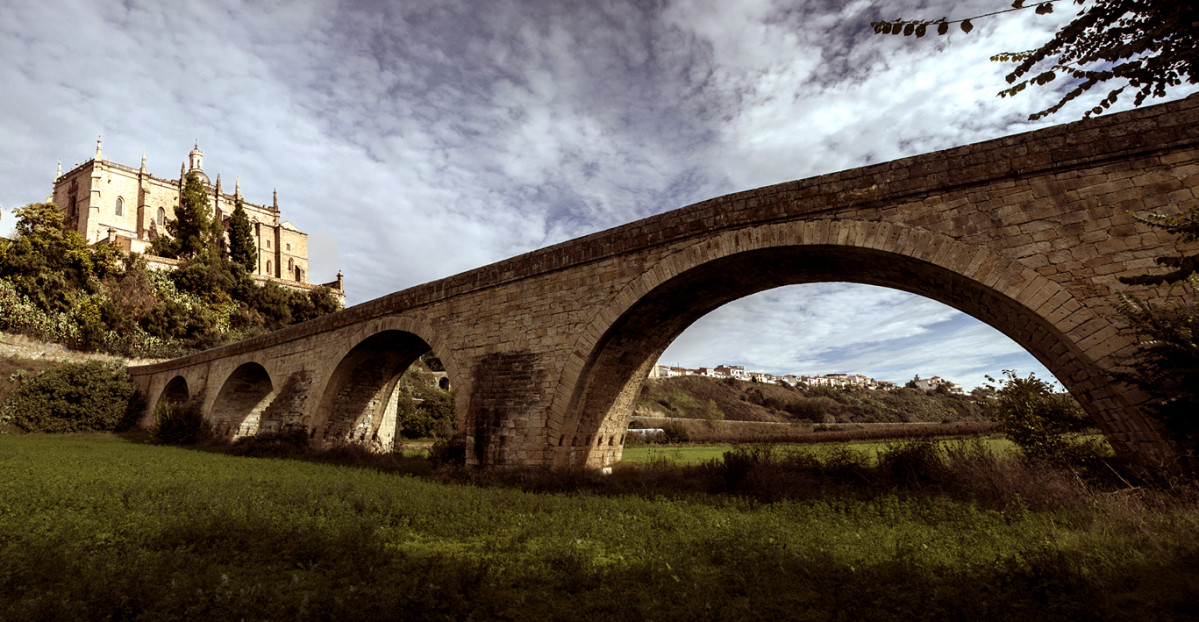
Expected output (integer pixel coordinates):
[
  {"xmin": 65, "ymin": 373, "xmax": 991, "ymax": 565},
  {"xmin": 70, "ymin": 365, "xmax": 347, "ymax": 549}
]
[
  {"xmin": 310, "ymin": 330, "xmax": 439, "ymax": 449},
  {"xmin": 550, "ymin": 221, "xmax": 1155, "ymax": 469},
  {"xmin": 209, "ymin": 362, "xmax": 274, "ymax": 440},
  {"xmin": 159, "ymin": 375, "xmax": 189, "ymax": 407}
]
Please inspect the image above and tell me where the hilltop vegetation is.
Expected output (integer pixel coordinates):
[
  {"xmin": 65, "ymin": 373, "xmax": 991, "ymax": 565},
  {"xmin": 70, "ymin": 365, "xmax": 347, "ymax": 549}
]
[
  {"xmin": 0, "ymin": 195, "xmax": 340, "ymax": 359},
  {"xmin": 637, "ymin": 375, "xmax": 1000, "ymax": 425}
]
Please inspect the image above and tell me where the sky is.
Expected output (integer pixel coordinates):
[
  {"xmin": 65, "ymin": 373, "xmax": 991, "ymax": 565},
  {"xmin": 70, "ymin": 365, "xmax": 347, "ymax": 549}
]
[{"xmin": 1, "ymin": 0, "xmax": 1192, "ymax": 391}]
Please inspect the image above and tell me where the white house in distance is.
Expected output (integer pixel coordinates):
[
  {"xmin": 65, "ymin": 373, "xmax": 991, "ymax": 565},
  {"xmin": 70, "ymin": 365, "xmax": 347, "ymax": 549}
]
[
  {"xmin": 648, "ymin": 362, "xmax": 900, "ymax": 390},
  {"xmin": 911, "ymin": 376, "xmax": 962, "ymax": 392}
]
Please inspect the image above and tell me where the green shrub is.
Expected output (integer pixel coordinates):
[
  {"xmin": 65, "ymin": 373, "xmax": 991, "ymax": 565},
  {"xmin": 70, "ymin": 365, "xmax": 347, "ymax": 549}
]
[
  {"xmin": 875, "ymin": 439, "xmax": 947, "ymax": 488},
  {"xmin": 429, "ymin": 436, "xmax": 466, "ymax": 466},
  {"xmin": 660, "ymin": 421, "xmax": 690, "ymax": 444},
  {"xmin": 0, "ymin": 360, "xmax": 137, "ymax": 432},
  {"xmin": 400, "ymin": 391, "xmax": 457, "ymax": 439},
  {"xmin": 150, "ymin": 399, "xmax": 205, "ymax": 445},
  {"xmin": 229, "ymin": 428, "xmax": 310, "ymax": 457},
  {"xmin": 986, "ymin": 370, "xmax": 1089, "ymax": 462}
]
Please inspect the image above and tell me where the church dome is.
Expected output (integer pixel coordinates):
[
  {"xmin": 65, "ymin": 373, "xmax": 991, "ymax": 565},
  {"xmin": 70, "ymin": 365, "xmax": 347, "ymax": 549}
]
[{"xmin": 186, "ymin": 142, "xmax": 209, "ymax": 184}]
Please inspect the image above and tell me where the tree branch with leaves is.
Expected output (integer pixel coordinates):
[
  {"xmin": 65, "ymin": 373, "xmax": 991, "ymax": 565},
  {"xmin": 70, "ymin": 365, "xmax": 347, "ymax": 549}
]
[
  {"xmin": 873, "ymin": 0, "xmax": 1199, "ymax": 120},
  {"xmin": 1116, "ymin": 206, "xmax": 1199, "ymax": 467}
]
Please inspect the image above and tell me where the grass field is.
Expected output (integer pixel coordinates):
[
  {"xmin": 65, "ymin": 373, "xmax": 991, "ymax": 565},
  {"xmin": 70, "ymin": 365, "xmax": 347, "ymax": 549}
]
[
  {"xmin": 1, "ymin": 434, "xmax": 1197, "ymax": 620},
  {"xmin": 621, "ymin": 436, "xmax": 1021, "ymax": 465}
]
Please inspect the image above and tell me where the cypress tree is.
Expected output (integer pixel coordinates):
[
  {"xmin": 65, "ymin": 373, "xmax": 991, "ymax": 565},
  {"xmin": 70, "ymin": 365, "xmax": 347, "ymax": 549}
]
[
  {"xmin": 164, "ymin": 172, "xmax": 216, "ymax": 259},
  {"xmin": 228, "ymin": 198, "xmax": 257, "ymax": 271}
]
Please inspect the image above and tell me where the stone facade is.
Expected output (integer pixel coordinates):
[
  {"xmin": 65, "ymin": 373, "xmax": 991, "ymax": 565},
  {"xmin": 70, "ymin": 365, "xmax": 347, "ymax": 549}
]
[
  {"xmin": 51, "ymin": 139, "xmax": 312, "ymax": 285},
  {"xmin": 129, "ymin": 94, "xmax": 1199, "ymax": 470}
]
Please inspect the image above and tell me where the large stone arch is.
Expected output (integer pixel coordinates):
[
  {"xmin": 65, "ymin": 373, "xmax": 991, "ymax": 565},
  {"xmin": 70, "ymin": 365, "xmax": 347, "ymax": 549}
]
[
  {"xmin": 209, "ymin": 361, "xmax": 275, "ymax": 440},
  {"xmin": 548, "ymin": 219, "xmax": 1163, "ymax": 469},
  {"xmin": 308, "ymin": 317, "xmax": 460, "ymax": 450}
]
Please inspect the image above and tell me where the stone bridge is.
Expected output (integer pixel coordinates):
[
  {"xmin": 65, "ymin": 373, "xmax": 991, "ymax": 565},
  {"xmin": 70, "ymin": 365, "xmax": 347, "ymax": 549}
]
[{"xmin": 130, "ymin": 95, "xmax": 1199, "ymax": 469}]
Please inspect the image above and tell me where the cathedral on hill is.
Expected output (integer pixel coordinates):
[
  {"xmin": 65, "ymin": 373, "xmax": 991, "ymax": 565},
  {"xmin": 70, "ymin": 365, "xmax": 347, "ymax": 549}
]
[{"xmin": 50, "ymin": 137, "xmax": 342, "ymax": 296}]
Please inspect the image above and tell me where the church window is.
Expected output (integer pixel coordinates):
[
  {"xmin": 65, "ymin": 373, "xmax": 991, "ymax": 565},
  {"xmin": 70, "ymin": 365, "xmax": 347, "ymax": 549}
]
[
  {"xmin": 286, "ymin": 243, "xmax": 291, "ymax": 251},
  {"xmin": 296, "ymin": 267, "xmax": 303, "ymax": 282},
  {"xmin": 114, "ymin": 196, "xmax": 123, "ymax": 216},
  {"xmin": 157, "ymin": 207, "xmax": 165, "ymax": 228},
  {"xmin": 288, "ymin": 258, "xmax": 293, "ymax": 271},
  {"xmin": 266, "ymin": 260, "xmax": 272, "ymax": 275},
  {"xmin": 267, "ymin": 240, "xmax": 271, "ymax": 249}
]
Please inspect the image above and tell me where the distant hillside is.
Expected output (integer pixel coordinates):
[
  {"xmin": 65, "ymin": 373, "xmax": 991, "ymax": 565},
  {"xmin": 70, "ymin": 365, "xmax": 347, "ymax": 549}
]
[{"xmin": 635, "ymin": 376, "xmax": 990, "ymax": 426}]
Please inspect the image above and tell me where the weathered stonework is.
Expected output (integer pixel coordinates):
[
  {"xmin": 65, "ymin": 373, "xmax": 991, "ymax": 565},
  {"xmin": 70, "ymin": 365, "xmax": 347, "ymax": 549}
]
[
  {"xmin": 130, "ymin": 94, "xmax": 1199, "ymax": 469},
  {"xmin": 51, "ymin": 140, "xmax": 321, "ymax": 288}
]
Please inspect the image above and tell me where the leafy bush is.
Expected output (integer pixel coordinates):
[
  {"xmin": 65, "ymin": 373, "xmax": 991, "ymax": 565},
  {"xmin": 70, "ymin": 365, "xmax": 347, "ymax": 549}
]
[
  {"xmin": 229, "ymin": 428, "xmax": 311, "ymax": 457},
  {"xmin": 400, "ymin": 391, "xmax": 457, "ymax": 439},
  {"xmin": 1118, "ymin": 206, "xmax": 1199, "ymax": 468},
  {"xmin": 1117, "ymin": 281, "xmax": 1199, "ymax": 468},
  {"xmin": 986, "ymin": 370, "xmax": 1090, "ymax": 462},
  {"xmin": 660, "ymin": 421, "xmax": 690, "ymax": 444},
  {"xmin": 428, "ymin": 436, "xmax": 466, "ymax": 466},
  {"xmin": 150, "ymin": 399, "xmax": 205, "ymax": 445},
  {"xmin": 0, "ymin": 360, "xmax": 137, "ymax": 432},
  {"xmin": 394, "ymin": 365, "xmax": 457, "ymax": 440},
  {"xmin": 875, "ymin": 439, "xmax": 947, "ymax": 488}
]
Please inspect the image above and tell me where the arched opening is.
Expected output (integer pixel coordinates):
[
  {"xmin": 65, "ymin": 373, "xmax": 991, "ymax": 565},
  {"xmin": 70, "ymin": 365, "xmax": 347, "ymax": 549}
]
[
  {"xmin": 659, "ymin": 283, "xmax": 1057, "ymax": 393},
  {"xmin": 312, "ymin": 331, "xmax": 456, "ymax": 451},
  {"xmin": 209, "ymin": 362, "xmax": 274, "ymax": 440},
  {"xmin": 557, "ymin": 244, "xmax": 1111, "ymax": 469},
  {"xmin": 156, "ymin": 207, "xmax": 165, "ymax": 228},
  {"xmin": 114, "ymin": 196, "xmax": 124, "ymax": 216},
  {"xmin": 157, "ymin": 375, "xmax": 189, "ymax": 411}
]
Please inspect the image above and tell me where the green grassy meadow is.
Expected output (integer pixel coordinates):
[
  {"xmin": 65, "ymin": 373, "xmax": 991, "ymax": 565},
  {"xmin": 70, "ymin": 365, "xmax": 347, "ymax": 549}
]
[
  {"xmin": 621, "ymin": 436, "xmax": 1021, "ymax": 465},
  {"xmin": 2, "ymin": 434, "xmax": 1198, "ymax": 620}
]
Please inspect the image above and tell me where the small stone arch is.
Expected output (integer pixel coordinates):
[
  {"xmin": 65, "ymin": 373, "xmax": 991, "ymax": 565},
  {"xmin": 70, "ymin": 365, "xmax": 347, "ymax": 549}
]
[
  {"xmin": 309, "ymin": 320, "xmax": 459, "ymax": 451},
  {"xmin": 209, "ymin": 362, "xmax": 275, "ymax": 440},
  {"xmin": 160, "ymin": 375, "xmax": 189, "ymax": 406},
  {"xmin": 114, "ymin": 196, "xmax": 124, "ymax": 217}
]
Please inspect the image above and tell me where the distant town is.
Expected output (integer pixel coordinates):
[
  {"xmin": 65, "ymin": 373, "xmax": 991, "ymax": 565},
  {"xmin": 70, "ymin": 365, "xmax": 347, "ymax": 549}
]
[{"xmin": 650, "ymin": 363, "xmax": 960, "ymax": 393}]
